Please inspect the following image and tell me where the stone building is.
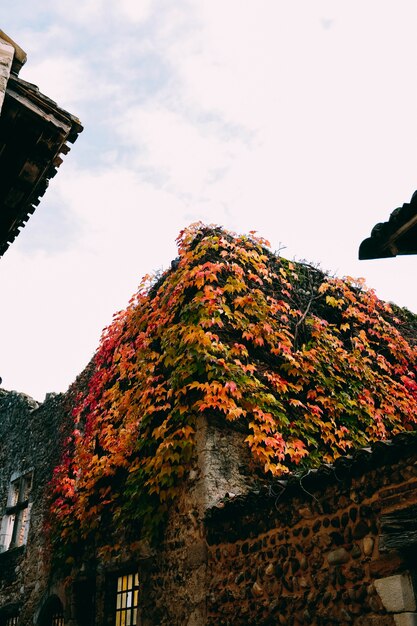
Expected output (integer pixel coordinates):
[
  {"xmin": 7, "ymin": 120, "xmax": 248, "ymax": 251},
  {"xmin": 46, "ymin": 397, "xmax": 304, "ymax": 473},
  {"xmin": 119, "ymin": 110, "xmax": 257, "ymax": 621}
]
[
  {"xmin": 1, "ymin": 223, "xmax": 417, "ymax": 626},
  {"xmin": 0, "ymin": 28, "xmax": 82, "ymax": 626},
  {"xmin": 2, "ymin": 29, "xmax": 417, "ymax": 626},
  {"xmin": 3, "ymin": 390, "xmax": 417, "ymax": 625},
  {"xmin": 0, "ymin": 390, "xmax": 72, "ymax": 625},
  {"xmin": 0, "ymin": 30, "xmax": 82, "ymax": 257}
]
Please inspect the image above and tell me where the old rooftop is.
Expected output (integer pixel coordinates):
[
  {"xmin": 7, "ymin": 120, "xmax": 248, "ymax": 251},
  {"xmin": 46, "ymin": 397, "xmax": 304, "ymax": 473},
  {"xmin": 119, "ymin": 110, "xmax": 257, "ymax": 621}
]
[
  {"xmin": 359, "ymin": 191, "xmax": 417, "ymax": 260},
  {"xmin": 0, "ymin": 30, "xmax": 83, "ymax": 257}
]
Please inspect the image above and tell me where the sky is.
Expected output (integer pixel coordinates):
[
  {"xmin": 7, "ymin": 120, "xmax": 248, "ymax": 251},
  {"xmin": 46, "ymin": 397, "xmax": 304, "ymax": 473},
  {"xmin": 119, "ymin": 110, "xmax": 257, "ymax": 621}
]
[{"xmin": 1, "ymin": 1, "xmax": 416, "ymax": 402}]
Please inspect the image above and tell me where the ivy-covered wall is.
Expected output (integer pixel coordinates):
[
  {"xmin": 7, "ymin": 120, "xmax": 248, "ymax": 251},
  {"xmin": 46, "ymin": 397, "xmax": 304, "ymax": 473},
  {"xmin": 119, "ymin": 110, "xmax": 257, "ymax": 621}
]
[
  {"xmin": 3, "ymin": 386, "xmax": 417, "ymax": 626},
  {"xmin": 1, "ymin": 224, "xmax": 417, "ymax": 625},
  {"xmin": 0, "ymin": 390, "xmax": 257, "ymax": 625},
  {"xmin": 49, "ymin": 225, "xmax": 417, "ymax": 567}
]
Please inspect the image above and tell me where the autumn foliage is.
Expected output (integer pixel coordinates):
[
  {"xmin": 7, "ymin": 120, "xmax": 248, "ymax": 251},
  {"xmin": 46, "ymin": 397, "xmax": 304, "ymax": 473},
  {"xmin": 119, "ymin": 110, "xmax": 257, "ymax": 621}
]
[{"xmin": 50, "ymin": 224, "xmax": 417, "ymax": 558}]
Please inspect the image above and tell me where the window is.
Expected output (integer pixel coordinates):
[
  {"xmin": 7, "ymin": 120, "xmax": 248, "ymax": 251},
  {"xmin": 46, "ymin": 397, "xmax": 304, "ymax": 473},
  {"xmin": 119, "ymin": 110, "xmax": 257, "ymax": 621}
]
[
  {"xmin": 115, "ymin": 574, "xmax": 139, "ymax": 626},
  {"xmin": 38, "ymin": 595, "xmax": 64, "ymax": 626},
  {"xmin": 0, "ymin": 472, "xmax": 33, "ymax": 552}
]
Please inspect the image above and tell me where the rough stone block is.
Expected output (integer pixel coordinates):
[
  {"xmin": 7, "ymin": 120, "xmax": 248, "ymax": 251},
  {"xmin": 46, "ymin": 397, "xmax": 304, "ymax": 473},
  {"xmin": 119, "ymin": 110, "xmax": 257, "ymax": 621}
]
[
  {"xmin": 327, "ymin": 547, "xmax": 350, "ymax": 565},
  {"xmin": 298, "ymin": 506, "xmax": 314, "ymax": 519},
  {"xmin": 375, "ymin": 573, "xmax": 416, "ymax": 613},
  {"xmin": 0, "ymin": 39, "xmax": 14, "ymax": 64},
  {"xmin": 394, "ymin": 613, "xmax": 417, "ymax": 626},
  {"xmin": 185, "ymin": 541, "xmax": 207, "ymax": 568},
  {"xmin": 0, "ymin": 38, "xmax": 13, "ymax": 112},
  {"xmin": 355, "ymin": 617, "xmax": 395, "ymax": 626},
  {"xmin": 370, "ymin": 552, "xmax": 405, "ymax": 578},
  {"xmin": 363, "ymin": 536, "xmax": 374, "ymax": 556}
]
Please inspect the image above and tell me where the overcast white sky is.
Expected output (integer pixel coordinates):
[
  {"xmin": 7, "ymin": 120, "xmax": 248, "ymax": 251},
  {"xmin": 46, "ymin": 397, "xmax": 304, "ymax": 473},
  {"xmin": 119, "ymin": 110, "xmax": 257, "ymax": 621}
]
[{"xmin": 1, "ymin": 1, "xmax": 416, "ymax": 402}]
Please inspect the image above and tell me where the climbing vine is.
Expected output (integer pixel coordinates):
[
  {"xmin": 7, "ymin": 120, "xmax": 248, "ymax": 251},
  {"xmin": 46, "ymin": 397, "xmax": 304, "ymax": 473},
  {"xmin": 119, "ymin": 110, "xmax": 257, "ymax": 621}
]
[{"xmin": 50, "ymin": 223, "xmax": 417, "ymax": 563}]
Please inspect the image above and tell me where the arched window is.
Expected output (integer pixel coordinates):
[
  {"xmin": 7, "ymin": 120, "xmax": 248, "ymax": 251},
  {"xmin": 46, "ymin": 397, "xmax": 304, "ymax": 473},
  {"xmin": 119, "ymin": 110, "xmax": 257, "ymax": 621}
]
[{"xmin": 38, "ymin": 596, "xmax": 64, "ymax": 626}]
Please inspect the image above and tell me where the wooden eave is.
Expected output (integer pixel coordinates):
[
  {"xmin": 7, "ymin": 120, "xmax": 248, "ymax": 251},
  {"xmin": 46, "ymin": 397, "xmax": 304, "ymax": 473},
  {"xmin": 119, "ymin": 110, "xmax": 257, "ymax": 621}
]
[
  {"xmin": 359, "ymin": 192, "xmax": 417, "ymax": 260},
  {"xmin": 0, "ymin": 75, "xmax": 83, "ymax": 257},
  {"xmin": 0, "ymin": 29, "xmax": 27, "ymax": 74}
]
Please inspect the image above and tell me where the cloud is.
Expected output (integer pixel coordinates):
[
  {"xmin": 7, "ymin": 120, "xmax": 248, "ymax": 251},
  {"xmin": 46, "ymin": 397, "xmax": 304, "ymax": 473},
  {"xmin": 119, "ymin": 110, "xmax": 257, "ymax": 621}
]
[
  {"xmin": 20, "ymin": 53, "xmax": 121, "ymax": 113},
  {"xmin": 20, "ymin": 55, "xmax": 90, "ymax": 108},
  {"xmin": 118, "ymin": 0, "xmax": 154, "ymax": 23},
  {"xmin": 115, "ymin": 105, "xmax": 250, "ymax": 195},
  {"xmin": 46, "ymin": 0, "xmax": 111, "ymax": 29},
  {"xmin": 15, "ymin": 191, "xmax": 81, "ymax": 255}
]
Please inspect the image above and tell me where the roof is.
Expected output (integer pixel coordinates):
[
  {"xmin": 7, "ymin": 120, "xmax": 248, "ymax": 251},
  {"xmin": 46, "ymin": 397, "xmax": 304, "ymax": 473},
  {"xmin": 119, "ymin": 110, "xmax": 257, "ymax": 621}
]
[
  {"xmin": 0, "ymin": 29, "xmax": 27, "ymax": 73},
  {"xmin": 359, "ymin": 191, "xmax": 417, "ymax": 260},
  {"xmin": 0, "ymin": 35, "xmax": 83, "ymax": 257}
]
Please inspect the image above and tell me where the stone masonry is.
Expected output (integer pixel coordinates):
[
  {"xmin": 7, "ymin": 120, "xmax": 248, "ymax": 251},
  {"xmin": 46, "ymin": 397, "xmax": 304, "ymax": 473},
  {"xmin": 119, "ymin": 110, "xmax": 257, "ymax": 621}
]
[
  {"xmin": 0, "ymin": 36, "xmax": 14, "ymax": 112},
  {"xmin": 3, "ymin": 394, "xmax": 417, "ymax": 625},
  {"xmin": 205, "ymin": 437, "xmax": 417, "ymax": 626}
]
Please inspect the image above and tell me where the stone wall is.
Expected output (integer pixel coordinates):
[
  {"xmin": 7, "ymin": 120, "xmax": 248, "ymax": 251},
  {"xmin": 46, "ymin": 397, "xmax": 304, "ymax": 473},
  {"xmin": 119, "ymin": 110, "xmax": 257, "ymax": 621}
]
[
  {"xmin": 0, "ymin": 388, "xmax": 75, "ymax": 623},
  {"xmin": 140, "ymin": 416, "xmax": 257, "ymax": 626},
  {"xmin": 0, "ymin": 37, "xmax": 14, "ymax": 113},
  {"xmin": 205, "ymin": 442, "xmax": 417, "ymax": 626},
  {"xmin": 0, "ymin": 384, "xmax": 255, "ymax": 625},
  {"xmin": 3, "ymin": 380, "xmax": 417, "ymax": 626}
]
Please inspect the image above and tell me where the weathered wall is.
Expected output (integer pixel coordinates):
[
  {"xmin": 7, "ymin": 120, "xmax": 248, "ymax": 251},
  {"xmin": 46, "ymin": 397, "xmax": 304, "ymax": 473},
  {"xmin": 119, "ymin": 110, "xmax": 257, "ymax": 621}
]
[
  {"xmin": 0, "ymin": 392, "xmax": 258, "ymax": 625},
  {"xmin": 139, "ymin": 416, "xmax": 258, "ymax": 626},
  {"xmin": 0, "ymin": 388, "xmax": 76, "ymax": 623},
  {"xmin": 3, "ymin": 381, "xmax": 417, "ymax": 626},
  {"xmin": 0, "ymin": 37, "xmax": 14, "ymax": 113},
  {"xmin": 206, "ymin": 443, "xmax": 417, "ymax": 626}
]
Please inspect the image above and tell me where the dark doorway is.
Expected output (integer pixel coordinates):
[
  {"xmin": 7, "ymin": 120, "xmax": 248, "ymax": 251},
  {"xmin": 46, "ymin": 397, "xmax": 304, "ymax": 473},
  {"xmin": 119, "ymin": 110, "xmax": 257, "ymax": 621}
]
[{"xmin": 38, "ymin": 595, "xmax": 64, "ymax": 626}]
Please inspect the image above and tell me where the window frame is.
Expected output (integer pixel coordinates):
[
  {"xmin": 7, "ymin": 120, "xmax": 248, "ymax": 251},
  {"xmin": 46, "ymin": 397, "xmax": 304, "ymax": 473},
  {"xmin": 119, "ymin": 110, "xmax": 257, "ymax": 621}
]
[
  {"xmin": 0, "ymin": 471, "xmax": 33, "ymax": 552},
  {"xmin": 114, "ymin": 572, "xmax": 140, "ymax": 626}
]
